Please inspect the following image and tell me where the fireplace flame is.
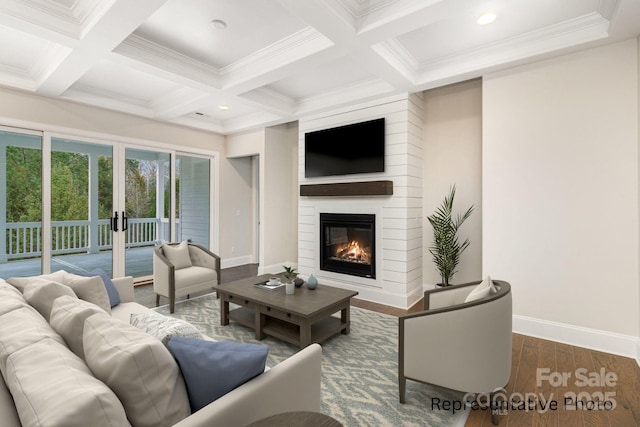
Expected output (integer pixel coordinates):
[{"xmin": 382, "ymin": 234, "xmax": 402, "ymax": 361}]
[{"xmin": 334, "ymin": 240, "xmax": 371, "ymax": 264}]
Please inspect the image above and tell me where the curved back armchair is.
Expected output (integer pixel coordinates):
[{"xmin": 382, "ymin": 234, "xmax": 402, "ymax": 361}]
[
  {"xmin": 398, "ymin": 280, "xmax": 512, "ymax": 424},
  {"xmin": 153, "ymin": 242, "xmax": 221, "ymax": 313}
]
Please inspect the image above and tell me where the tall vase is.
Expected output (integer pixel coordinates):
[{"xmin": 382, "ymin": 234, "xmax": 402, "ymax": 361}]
[{"xmin": 306, "ymin": 274, "xmax": 318, "ymax": 290}]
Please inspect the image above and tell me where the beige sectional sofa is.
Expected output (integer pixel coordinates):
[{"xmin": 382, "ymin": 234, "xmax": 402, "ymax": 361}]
[{"xmin": 0, "ymin": 273, "xmax": 322, "ymax": 427}]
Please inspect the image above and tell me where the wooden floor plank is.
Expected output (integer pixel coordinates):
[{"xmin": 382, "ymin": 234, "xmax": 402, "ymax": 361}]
[
  {"xmin": 532, "ymin": 339, "xmax": 557, "ymax": 427},
  {"xmin": 591, "ymin": 350, "xmax": 638, "ymax": 427},
  {"xmin": 609, "ymin": 355, "xmax": 640, "ymax": 426}
]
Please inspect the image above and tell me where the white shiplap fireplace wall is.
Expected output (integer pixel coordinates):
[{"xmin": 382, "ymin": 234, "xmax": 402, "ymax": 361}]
[{"xmin": 297, "ymin": 93, "xmax": 424, "ymax": 309}]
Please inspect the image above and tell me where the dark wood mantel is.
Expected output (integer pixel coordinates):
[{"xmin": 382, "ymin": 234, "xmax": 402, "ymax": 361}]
[{"xmin": 300, "ymin": 180, "xmax": 393, "ymax": 197}]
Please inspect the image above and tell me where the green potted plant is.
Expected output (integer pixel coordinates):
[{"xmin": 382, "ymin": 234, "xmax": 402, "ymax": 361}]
[
  {"xmin": 282, "ymin": 265, "xmax": 297, "ymax": 284},
  {"xmin": 427, "ymin": 185, "xmax": 474, "ymax": 287}
]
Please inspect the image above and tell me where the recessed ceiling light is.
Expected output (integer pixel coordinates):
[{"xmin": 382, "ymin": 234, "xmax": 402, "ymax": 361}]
[
  {"xmin": 210, "ymin": 19, "xmax": 227, "ymax": 30},
  {"xmin": 477, "ymin": 11, "xmax": 497, "ymax": 25},
  {"xmin": 218, "ymin": 105, "xmax": 229, "ymax": 110}
]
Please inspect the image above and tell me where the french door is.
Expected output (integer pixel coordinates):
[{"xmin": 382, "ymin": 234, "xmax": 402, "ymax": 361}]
[{"xmin": 0, "ymin": 127, "xmax": 215, "ymax": 281}]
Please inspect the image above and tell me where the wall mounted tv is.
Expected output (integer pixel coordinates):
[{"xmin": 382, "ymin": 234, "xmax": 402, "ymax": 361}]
[{"xmin": 304, "ymin": 118, "xmax": 385, "ymax": 178}]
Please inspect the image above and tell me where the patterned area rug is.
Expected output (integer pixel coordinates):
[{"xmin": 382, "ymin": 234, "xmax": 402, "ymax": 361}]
[{"xmin": 155, "ymin": 293, "xmax": 468, "ymax": 427}]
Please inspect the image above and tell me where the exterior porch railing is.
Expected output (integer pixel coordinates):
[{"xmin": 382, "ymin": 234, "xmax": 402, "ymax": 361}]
[{"xmin": 3, "ymin": 218, "xmax": 163, "ymax": 262}]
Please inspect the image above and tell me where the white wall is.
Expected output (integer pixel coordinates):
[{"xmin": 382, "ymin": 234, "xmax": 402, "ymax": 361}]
[
  {"xmin": 225, "ymin": 130, "xmax": 264, "ymax": 267},
  {"xmin": 224, "ymin": 125, "xmax": 298, "ymax": 273},
  {"xmin": 483, "ymin": 39, "xmax": 639, "ymax": 354},
  {"xmin": 262, "ymin": 124, "xmax": 298, "ymax": 271},
  {"xmin": 423, "ymin": 79, "xmax": 483, "ymax": 286},
  {"xmin": 219, "ymin": 157, "xmax": 254, "ymax": 266}
]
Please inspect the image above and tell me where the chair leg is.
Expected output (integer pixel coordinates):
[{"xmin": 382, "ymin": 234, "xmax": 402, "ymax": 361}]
[
  {"xmin": 170, "ymin": 296, "xmax": 175, "ymax": 314},
  {"xmin": 187, "ymin": 294, "xmax": 190, "ymax": 300},
  {"xmin": 155, "ymin": 294, "xmax": 160, "ymax": 307},
  {"xmin": 399, "ymin": 377, "xmax": 406, "ymax": 403},
  {"xmin": 491, "ymin": 391, "xmax": 500, "ymax": 425}
]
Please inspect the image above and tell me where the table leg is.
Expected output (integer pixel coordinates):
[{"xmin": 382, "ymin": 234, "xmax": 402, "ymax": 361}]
[
  {"xmin": 300, "ymin": 320, "xmax": 312, "ymax": 348},
  {"xmin": 341, "ymin": 304, "xmax": 350, "ymax": 335},
  {"xmin": 221, "ymin": 298, "xmax": 229, "ymax": 326},
  {"xmin": 256, "ymin": 312, "xmax": 266, "ymax": 340}
]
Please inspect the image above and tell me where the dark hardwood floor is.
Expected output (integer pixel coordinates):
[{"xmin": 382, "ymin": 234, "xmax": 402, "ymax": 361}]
[{"xmin": 137, "ymin": 264, "xmax": 640, "ymax": 426}]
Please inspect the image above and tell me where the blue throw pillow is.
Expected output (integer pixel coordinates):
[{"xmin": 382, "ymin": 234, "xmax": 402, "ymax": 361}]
[
  {"xmin": 166, "ymin": 337, "xmax": 268, "ymax": 412},
  {"xmin": 79, "ymin": 268, "xmax": 121, "ymax": 307}
]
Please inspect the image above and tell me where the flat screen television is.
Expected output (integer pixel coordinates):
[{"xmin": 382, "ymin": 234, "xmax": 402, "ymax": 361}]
[{"xmin": 304, "ymin": 118, "xmax": 385, "ymax": 178}]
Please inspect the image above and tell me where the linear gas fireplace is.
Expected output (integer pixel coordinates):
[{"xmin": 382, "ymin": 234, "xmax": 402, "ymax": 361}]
[{"xmin": 320, "ymin": 213, "xmax": 375, "ymax": 279}]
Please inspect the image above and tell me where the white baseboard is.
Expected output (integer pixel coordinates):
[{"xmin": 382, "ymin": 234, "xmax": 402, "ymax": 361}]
[
  {"xmin": 221, "ymin": 255, "xmax": 253, "ymax": 269},
  {"xmin": 513, "ymin": 314, "xmax": 638, "ymax": 360}
]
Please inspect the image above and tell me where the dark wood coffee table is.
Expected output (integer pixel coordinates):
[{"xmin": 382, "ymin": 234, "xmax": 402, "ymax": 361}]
[{"xmin": 215, "ymin": 274, "xmax": 358, "ymax": 348}]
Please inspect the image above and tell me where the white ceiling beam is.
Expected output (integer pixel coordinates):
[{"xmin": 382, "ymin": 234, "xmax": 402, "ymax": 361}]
[
  {"xmin": 276, "ymin": 0, "xmax": 415, "ymax": 92},
  {"xmin": 151, "ymin": 88, "xmax": 212, "ymax": 121},
  {"xmin": 35, "ymin": 0, "xmax": 170, "ymax": 96}
]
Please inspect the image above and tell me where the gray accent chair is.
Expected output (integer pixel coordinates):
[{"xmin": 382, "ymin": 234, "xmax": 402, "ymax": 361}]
[
  {"xmin": 398, "ymin": 280, "xmax": 512, "ymax": 425},
  {"xmin": 153, "ymin": 242, "xmax": 221, "ymax": 313}
]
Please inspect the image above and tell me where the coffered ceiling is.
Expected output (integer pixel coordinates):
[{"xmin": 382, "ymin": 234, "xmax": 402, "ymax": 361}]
[{"xmin": 0, "ymin": 0, "xmax": 639, "ymax": 135}]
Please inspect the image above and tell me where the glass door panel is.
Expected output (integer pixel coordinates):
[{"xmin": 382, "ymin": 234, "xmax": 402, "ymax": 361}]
[
  {"xmin": 124, "ymin": 148, "xmax": 170, "ymax": 279},
  {"xmin": 50, "ymin": 138, "xmax": 113, "ymax": 276},
  {"xmin": 0, "ymin": 130, "xmax": 43, "ymax": 278},
  {"xmin": 176, "ymin": 154, "xmax": 210, "ymax": 247}
]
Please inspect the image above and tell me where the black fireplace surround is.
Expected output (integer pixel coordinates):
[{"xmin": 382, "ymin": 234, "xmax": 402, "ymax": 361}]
[{"xmin": 320, "ymin": 213, "xmax": 375, "ymax": 279}]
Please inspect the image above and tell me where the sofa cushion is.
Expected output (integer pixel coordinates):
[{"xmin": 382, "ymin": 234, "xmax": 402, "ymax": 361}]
[
  {"xmin": 0, "ymin": 305, "xmax": 65, "ymax": 371},
  {"xmin": 5, "ymin": 338, "xmax": 130, "ymax": 427},
  {"xmin": 0, "ymin": 282, "xmax": 28, "ymax": 316},
  {"xmin": 464, "ymin": 275, "xmax": 497, "ymax": 303},
  {"xmin": 163, "ymin": 241, "xmax": 192, "ymax": 270},
  {"xmin": 65, "ymin": 275, "xmax": 111, "ymax": 313},
  {"xmin": 166, "ymin": 337, "xmax": 268, "ymax": 412},
  {"xmin": 22, "ymin": 281, "xmax": 77, "ymax": 321},
  {"xmin": 6, "ymin": 271, "xmax": 68, "ymax": 293},
  {"xmin": 174, "ymin": 265, "xmax": 217, "ymax": 288},
  {"xmin": 130, "ymin": 312, "xmax": 202, "ymax": 345},
  {"xmin": 83, "ymin": 313, "xmax": 191, "ymax": 427},
  {"xmin": 49, "ymin": 295, "xmax": 105, "ymax": 358},
  {"xmin": 76, "ymin": 268, "xmax": 121, "ymax": 308}
]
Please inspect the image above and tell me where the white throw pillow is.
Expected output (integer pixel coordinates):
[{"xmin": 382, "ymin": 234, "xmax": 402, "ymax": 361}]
[
  {"xmin": 49, "ymin": 296, "xmax": 105, "ymax": 359},
  {"xmin": 22, "ymin": 281, "xmax": 77, "ymax": 321},
  {"xmin": 6, "ymin": 271, "xmax": 68, "ymax": 293},
  {"xmin": 163, "ymin": 241, "xmax": 192, "ymax": 270},
  {"xmin": 464, "ymin": 275, "xmax": 497, "ymax": 303},
  {"xmin": 83, "ymin": 313, "xmax": 191, "ymax": 427},
  {"xmin": 130, "ymin": 312, "xmax": 202, "ymax": 345},
  {"xmin": 5, "ymin": 338, "xmax": 130, "ymax": 427},
  {"xmin": 65, "ymin": 275, "xmax": 111, "ymax": 313}
]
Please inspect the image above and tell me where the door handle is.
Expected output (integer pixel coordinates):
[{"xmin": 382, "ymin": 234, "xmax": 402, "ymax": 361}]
[
  {"xmin": 112, "ymin": 211, "xmax": 119, "ymax": 232},
  {"xmin": 122, "ymin": 211, "xmax": 128, "ymax": 231}
]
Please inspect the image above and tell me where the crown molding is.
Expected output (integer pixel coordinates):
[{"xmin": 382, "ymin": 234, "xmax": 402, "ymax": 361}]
[
  {"xmin": 338, "ymin": 0, "xmax": 398, "ymax": 20},
  {"xmin": 221, "ymin": 26, "xmax": 334, "ymax": 90},
  {"xmin": 0, "ymin": 0, "xmax": 112, "ymax": 39},
  {"xmin": 416, "ymin": 12, "xmax": 611, "ymax": 85},
  {"xmin": 0, "ymin": 65, "xmax": 36, "ymax": 91},
  {"xmin": 151, "ymin": 87, "xmax": 210, "ymax": 120},
  {"xmin": 114, "ymin": 34, "xmax": 221, "ymax": 88},
  {"xmin": 61, "ymin": 82, "xmax": 153, "ymax": 117},
  {"xmin": 597, "ymin": 0, "xmax": 620, "ymax": 20},
  {"xmin": 31, "ymin": 43, "xmax": 71, "ymax": 87},
  {"xmin": 238, "ymin": 86, "xmax": 296, "ymax": 116},
  {"xmin": 168, "ymin": 115, "xmax": 224, "ymax": 134},
  {"xmin": 296, "ymin": 78, "xmax": 396, "ymax": 115},
  {"xmin": 371, "ymin": 38, "xmax": 418, "ymax": 83}
]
